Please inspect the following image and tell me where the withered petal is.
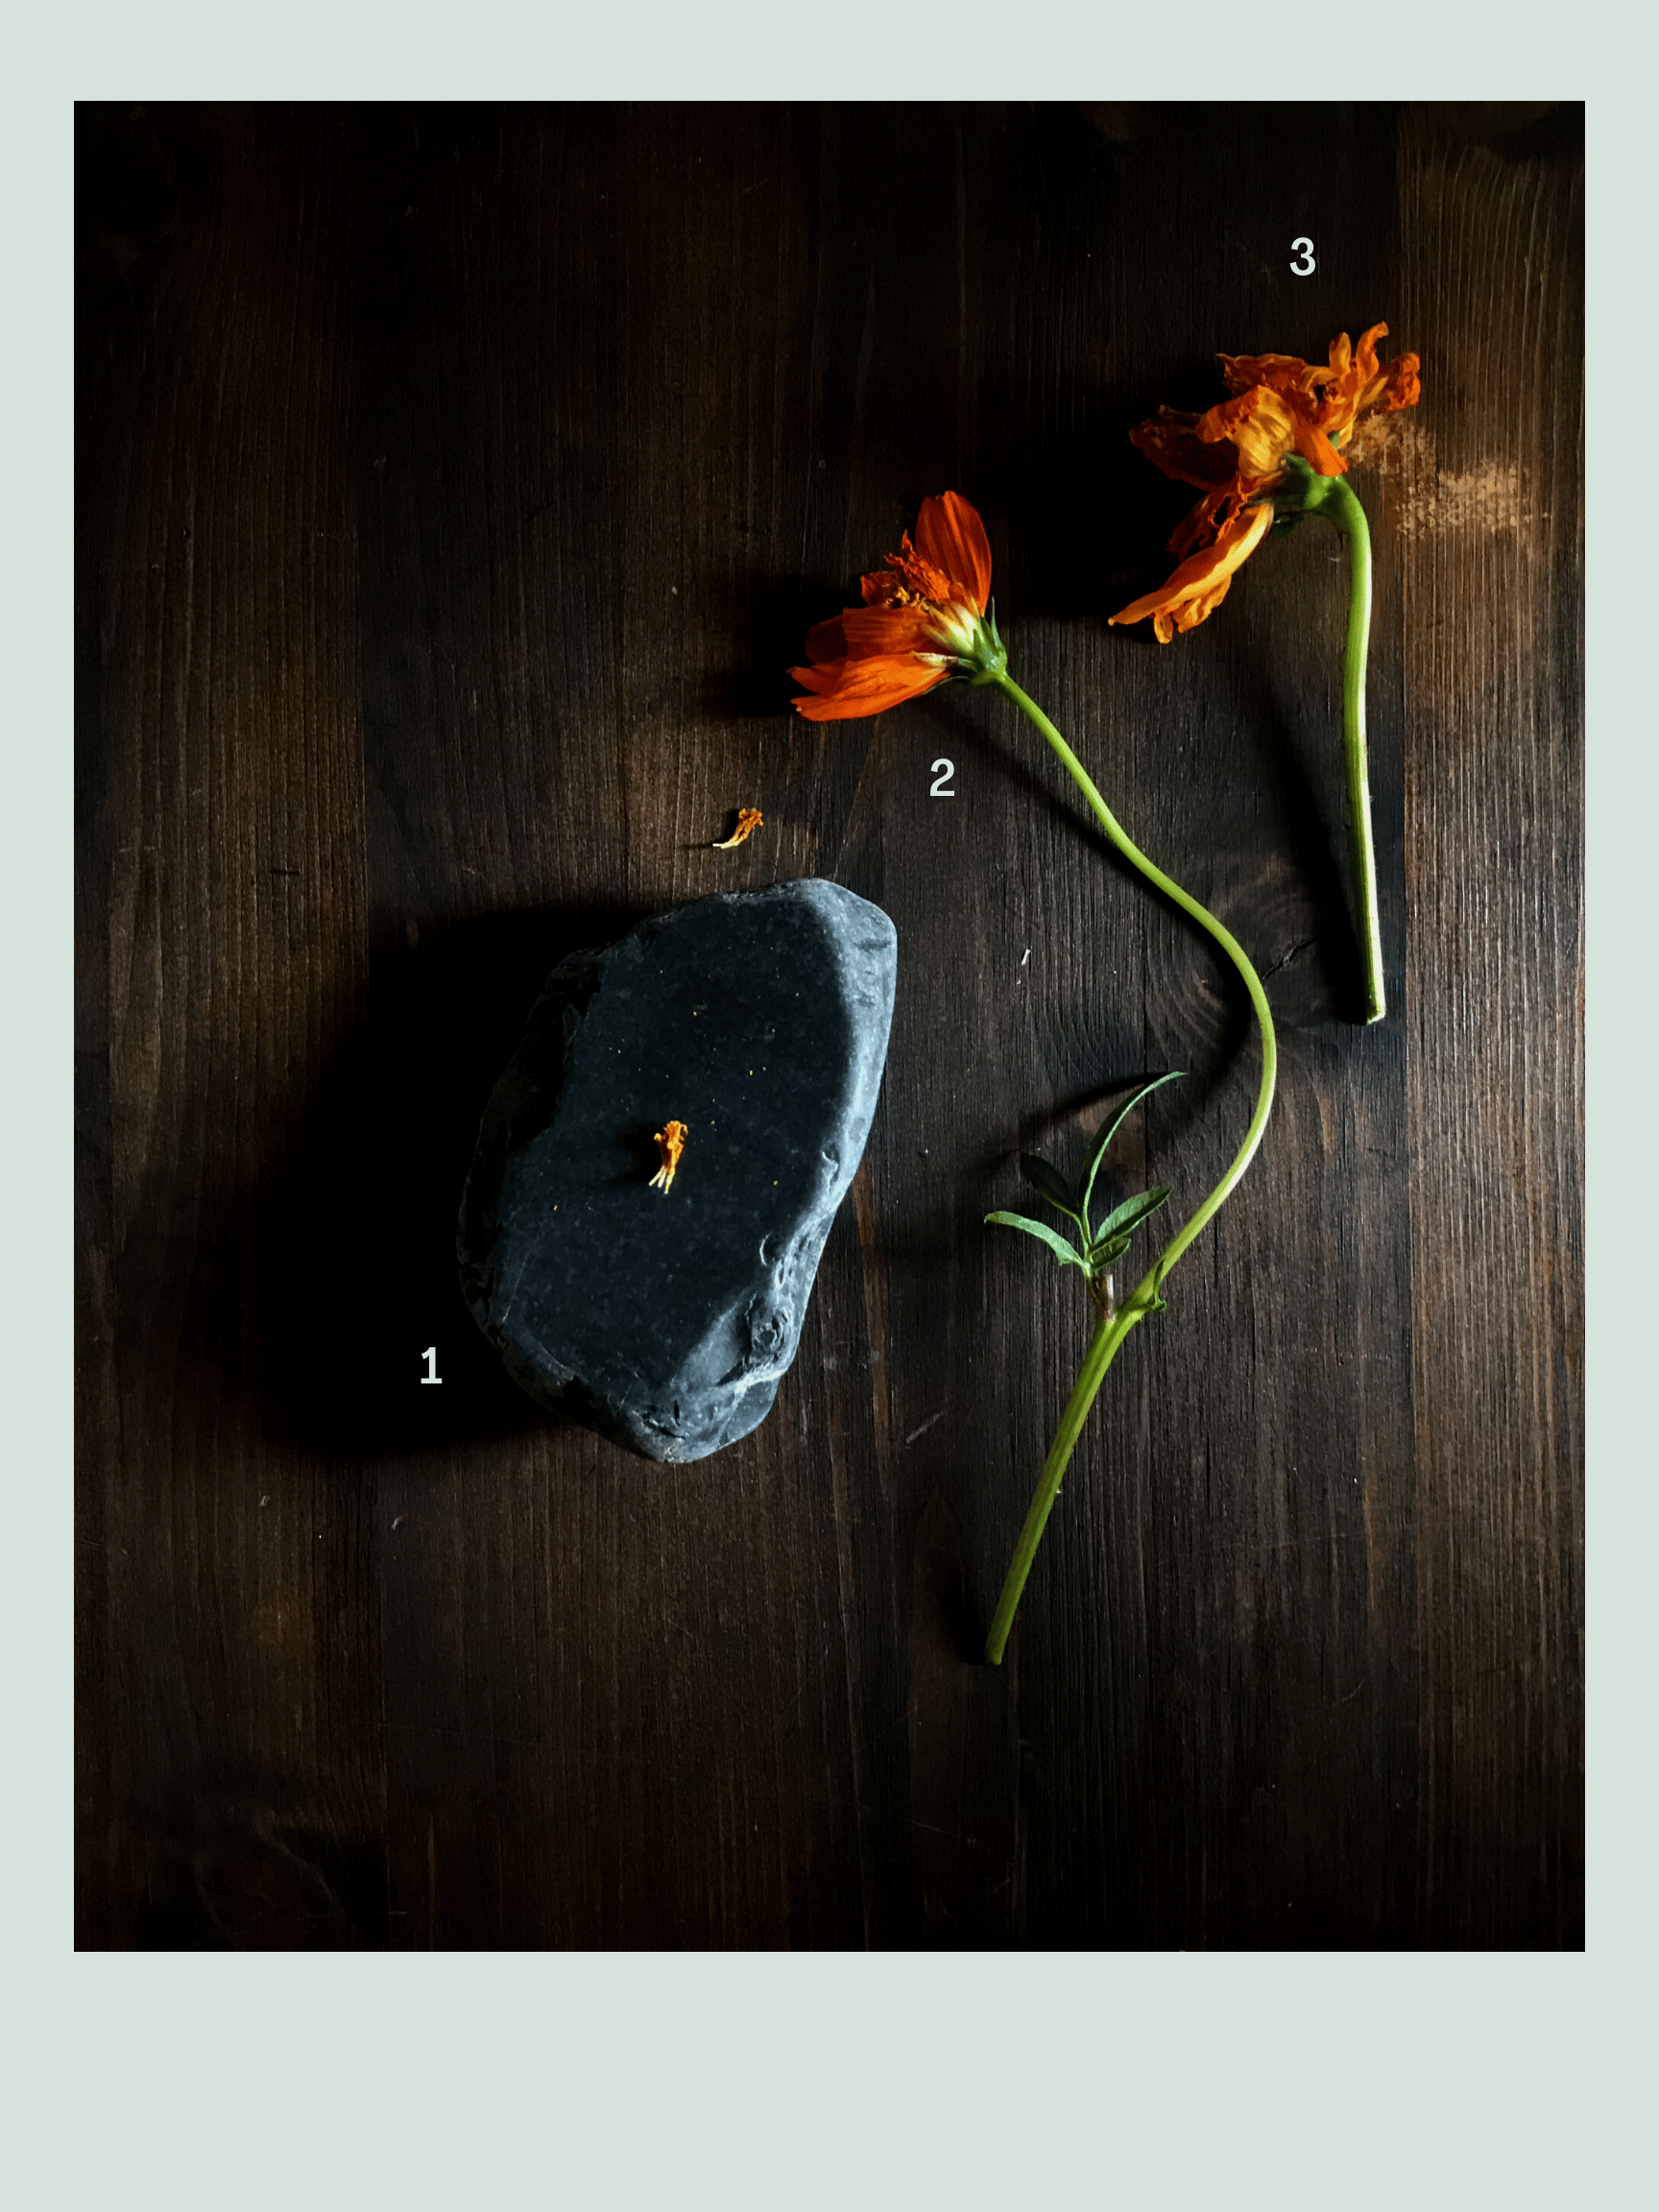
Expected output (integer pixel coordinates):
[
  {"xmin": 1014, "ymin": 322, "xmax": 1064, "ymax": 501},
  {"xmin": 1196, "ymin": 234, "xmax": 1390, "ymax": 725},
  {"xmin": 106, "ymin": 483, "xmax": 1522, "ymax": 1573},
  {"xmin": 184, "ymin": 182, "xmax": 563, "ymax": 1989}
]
[
  {"xmin": 1108, "ymin": 500, "xmax": 1275, "ymax": 642},
  {"xmin": 1129, "ymin": 413, "xmax": 1241, "ymax": 493}
]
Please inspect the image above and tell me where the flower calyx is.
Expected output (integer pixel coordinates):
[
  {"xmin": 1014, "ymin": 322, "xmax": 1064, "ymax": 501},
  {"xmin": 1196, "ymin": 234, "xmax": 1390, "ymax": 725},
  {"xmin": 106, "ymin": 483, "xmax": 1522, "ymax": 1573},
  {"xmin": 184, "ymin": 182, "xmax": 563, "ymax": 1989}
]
[
  {"xmin": 957, "ymin": 598, "xmax": 1008, "ymax": 687},
  {"xmin": 1258, "ymin": 451, "xmax": 1368, "ymax": 537}
]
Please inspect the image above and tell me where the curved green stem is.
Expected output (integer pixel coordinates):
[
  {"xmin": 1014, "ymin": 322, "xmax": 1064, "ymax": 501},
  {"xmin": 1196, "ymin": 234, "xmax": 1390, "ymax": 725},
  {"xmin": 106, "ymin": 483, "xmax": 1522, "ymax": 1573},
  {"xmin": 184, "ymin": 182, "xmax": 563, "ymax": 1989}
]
[{"xmin": 983, "ymin": 672, "xmax": 1278, "ymax": 1664}]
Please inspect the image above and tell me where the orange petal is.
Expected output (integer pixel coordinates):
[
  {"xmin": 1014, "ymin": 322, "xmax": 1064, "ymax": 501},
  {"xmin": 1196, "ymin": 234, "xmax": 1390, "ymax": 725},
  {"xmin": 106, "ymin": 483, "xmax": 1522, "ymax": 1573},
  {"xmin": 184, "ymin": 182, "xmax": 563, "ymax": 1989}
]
[
  {"xmin": 1371, "ymin": 353, "xmax": 1421, "ymax": 414},
  {"xmin": 1353, "ymin": 322, "xmax": 1419, "ymax": 415},
  {"xmin": 1196, "ymin": 388, "xmax": 1300, "ymax": 482},
  {"xmin": 1289, "ymin": 410, "xmax": 1349, "ymax": 476},
  {"xmin": 839, "ymin": 603, "xmax": 941, "ymax": 657},
  {"xmin": 913, "ymin": 492, "xmax": 993, "ymax": 613},
  {"xmin": 804, "ymin": 613, "xmax": 849, "ymax": 662},
  {"xmin": 1130, "ymin": 411, "xmax": 1241, "ymax": 493},
  {"xmin": 789, "ymin": 656, "xmax": 950, "ymax": 720},
  {"xmin": 1322, "ymin": 324, "xmax": 1422, "ymax": 435},
  {"xmin": 792, "ymin": 653, "xmax": 947, "ymax": 697},
  {"xmin": 1313, "ymin": 326, "xmax": 1369, "ymax": 441},
  {"xmin": 1218, "ymin": 349, "xmax": 1327, "ymax": 398},
  {"xmin": 1167, "ymin": 486, "xmax": 1248, "ymax": 561},
  {"xmin": 1109, "ymin": 500, "xmax": 1275, "ymax": 641},
  {"xmin": 713, "ymin": 807, "xmax": 764, "ymax": 849}
]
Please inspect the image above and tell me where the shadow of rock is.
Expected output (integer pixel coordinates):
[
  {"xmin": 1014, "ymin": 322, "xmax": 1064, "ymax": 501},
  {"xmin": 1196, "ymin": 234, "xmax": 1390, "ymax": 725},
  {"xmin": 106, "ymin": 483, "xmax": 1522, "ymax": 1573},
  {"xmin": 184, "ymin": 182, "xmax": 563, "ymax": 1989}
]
[{"xmin": 251, "ymin": 902, "xmax": 652, "ymax": 1462}]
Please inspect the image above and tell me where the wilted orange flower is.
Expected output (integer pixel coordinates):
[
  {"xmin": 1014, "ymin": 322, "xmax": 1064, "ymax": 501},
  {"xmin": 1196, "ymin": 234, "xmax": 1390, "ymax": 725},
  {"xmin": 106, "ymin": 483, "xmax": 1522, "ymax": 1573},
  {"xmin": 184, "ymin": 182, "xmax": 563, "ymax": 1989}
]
[
  {"xmin": 713, "ymin": 807, "xmax": 764, "ymax": 848},
  {"xmin": 790, "ymin": 492, "xmax": 999, "ymax": 720},
  {"xmin": 649, "ymin": 1120, "xmax": 687, "ymax": 1193},
  {"xmin": 1111, "ymin": 323, "xmax": 1420, "ymax": 642}
]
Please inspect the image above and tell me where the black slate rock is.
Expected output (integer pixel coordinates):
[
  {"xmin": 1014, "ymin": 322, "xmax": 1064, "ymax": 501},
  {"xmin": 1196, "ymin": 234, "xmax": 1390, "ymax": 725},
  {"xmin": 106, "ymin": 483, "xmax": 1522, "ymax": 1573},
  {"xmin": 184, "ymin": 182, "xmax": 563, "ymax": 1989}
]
[{"xmin": 458, "ymin": 880, "xmax": 898, "ymax": 1461}]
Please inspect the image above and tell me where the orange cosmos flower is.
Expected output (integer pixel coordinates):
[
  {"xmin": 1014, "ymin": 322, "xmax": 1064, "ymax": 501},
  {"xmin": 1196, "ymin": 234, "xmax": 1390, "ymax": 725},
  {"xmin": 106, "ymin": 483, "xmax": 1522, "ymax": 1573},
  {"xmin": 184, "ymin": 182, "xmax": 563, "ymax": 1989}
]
[
  {"xmin": 790, "ymin": 492, "xmax": 1003, "ymax": 720},
  {"xmin": 1111, "ymin": 323, "xmax": 1421, "ymax": 641}
]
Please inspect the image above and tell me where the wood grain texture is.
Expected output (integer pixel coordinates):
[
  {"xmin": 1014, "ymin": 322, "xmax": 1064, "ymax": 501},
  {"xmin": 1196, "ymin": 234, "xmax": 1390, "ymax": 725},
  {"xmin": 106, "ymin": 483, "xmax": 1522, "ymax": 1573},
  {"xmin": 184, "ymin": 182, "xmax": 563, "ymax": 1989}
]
[{"xmin": 76, "ymin": 101, "xmax": 1582, "ymax": 1949}]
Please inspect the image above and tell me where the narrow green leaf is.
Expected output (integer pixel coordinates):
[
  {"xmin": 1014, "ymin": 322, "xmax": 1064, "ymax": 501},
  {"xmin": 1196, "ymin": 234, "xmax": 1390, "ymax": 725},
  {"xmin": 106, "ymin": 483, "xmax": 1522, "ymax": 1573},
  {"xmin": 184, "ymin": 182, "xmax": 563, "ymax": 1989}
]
[
  {"xmin": 985, "ymin": 1212, "xmax": 1089, "ymax": 1271},
  {"xmin": 1092, "ymin": 1186, "xmax": 1172, "ymax": 1248},
  {"xmin": 1089, "ymin": 1234, "xmax": 1130, "ymax": 1265},
  {"xmin": 1018, "ymin": 1152, "xmax": 1081, "ymax": 1220},
  {"xmin": 1078, "ymin": 1071, "xmax": 1185, "ymax": 1235}
]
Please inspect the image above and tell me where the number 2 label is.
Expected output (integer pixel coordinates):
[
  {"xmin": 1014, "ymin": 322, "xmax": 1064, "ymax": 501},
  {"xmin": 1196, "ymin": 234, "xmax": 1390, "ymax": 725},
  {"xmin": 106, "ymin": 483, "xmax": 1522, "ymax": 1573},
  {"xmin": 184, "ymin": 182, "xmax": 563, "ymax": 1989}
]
[{"xmin": 929, "ymin": 758, "xmax": 955, "ymax": 797}]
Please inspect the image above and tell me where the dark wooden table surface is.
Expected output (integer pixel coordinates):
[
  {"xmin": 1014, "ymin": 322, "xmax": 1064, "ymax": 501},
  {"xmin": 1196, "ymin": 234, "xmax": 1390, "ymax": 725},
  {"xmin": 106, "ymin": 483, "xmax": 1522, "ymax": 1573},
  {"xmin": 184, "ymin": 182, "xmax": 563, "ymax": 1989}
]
[{"xmin": 76, "ymin": 100, "xmax": 1582, "ymax": 1949}]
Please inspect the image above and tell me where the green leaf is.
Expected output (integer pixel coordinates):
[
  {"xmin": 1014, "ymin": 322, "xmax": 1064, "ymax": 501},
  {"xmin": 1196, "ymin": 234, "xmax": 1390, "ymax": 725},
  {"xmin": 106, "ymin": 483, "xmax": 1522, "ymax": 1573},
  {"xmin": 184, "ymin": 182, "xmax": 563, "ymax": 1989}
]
[
  {"xmin": 1091, "ymin": 1186, "xmax": 1172, "ymax": 1249},
  {"xmin": 1089, "ymin": 1234, "xmax": 1130, "ymax": 1266},
  {"xmin": 1018, "ymin": 1152, "xmax": 1080, "ymax": 1220},
  {"xmin": 984, "ymin": 1212, "xmax": 1089, "ymax": 1271},
  {"xmin": 1077, "ymin": 1071, "xmax": 1184, "ymax": 1235}
]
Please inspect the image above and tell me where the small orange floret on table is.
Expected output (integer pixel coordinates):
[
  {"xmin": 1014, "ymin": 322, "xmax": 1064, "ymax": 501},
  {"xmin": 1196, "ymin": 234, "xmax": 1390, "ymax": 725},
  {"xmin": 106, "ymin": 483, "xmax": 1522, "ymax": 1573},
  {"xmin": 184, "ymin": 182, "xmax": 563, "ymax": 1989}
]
[
  {"xmin": 713, "ymin": 807, "xmax": 764, "ymax": 849},
  {"xmin": 649, "ymin": 1120, "xmax": 687, "ymax": 1193}
]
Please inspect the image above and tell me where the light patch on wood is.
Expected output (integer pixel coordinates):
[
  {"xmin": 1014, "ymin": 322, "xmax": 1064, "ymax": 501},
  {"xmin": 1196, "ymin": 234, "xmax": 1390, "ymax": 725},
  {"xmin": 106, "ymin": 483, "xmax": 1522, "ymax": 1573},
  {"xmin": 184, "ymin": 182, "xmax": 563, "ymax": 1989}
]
[{"xmin": 1360, "ymin": 418, "xmax": 1526, "ymax": 542}]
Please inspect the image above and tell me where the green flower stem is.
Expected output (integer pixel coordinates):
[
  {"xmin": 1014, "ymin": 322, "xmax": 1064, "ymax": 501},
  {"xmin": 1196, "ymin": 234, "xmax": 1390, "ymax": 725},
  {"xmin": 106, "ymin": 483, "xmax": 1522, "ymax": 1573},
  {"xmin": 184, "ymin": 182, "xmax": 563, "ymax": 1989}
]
[
  {"xmin": 1318, "ymin": 479, "xmax": 1384, "ymax": 1022},
  {"xmin": 1276, "ymin": 467, "xmax": 1384, "ymax": 1023},
  {"xmin": 982, "ymin": 671, "xmax": 1279, "ymax": 1665},
  {"xmin": 982, "ymin": 1297, "xmax": 1136, "ymax": 1668}
]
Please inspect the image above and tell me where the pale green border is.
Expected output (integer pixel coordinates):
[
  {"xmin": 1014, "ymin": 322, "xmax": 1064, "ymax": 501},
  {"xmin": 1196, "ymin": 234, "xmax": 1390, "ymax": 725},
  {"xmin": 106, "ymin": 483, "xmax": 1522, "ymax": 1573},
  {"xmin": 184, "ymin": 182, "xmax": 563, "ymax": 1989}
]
[{"xmin": 19, "ymin": 8, "xmax": 1633, "ymax": 2201}]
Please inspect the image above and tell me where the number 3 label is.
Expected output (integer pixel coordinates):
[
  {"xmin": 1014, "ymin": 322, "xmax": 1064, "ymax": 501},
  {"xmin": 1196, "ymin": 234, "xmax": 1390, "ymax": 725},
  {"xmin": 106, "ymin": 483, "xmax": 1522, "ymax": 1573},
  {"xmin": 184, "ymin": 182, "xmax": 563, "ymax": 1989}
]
[{"xmin": 1290, "ymin": 237, "xmax": 1315, "ymax": 276}]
